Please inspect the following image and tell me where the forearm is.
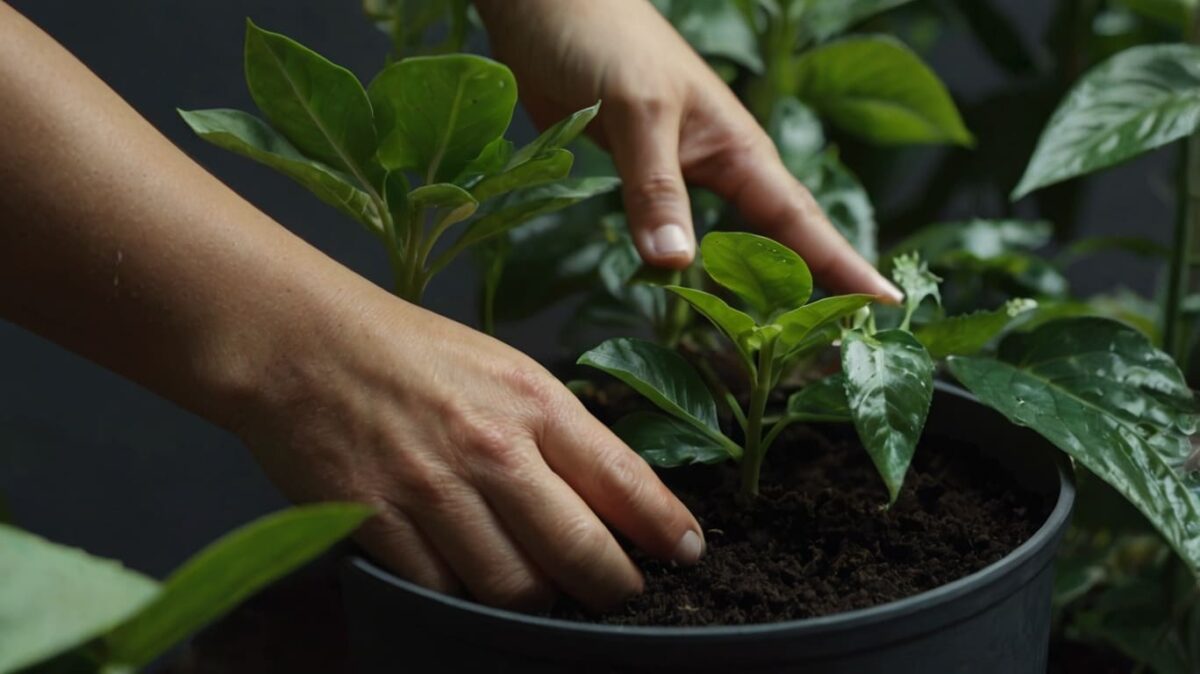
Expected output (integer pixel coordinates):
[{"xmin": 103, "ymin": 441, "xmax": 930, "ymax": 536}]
[{"xmin": 0, "ymin": 4, "xmax": 373, "ymax": 428}]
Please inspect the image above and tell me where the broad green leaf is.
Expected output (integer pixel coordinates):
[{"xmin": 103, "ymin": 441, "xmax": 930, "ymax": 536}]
[
  {"xmin": 103, "ymin": 504, "xmax": 372, "ymax": 669},
  {"xmin": 472, "ymin": 149, "xmax": 573, "ymax": 201},
  {"xmin": 614, "ymin": 412, "xmax": 735, "ymax": 467},
  {"xmin": 0, "ymin": 525, "xmax": 158, "ymax": 673},
  {"xmin": 885, "ymin": 219, "xmax": 1052, "ymax": 267},
  {"xmin": 796, "ymin": 150, "xmax": 878, "ymax": 263},
  {"xmin": 914, "ymin": 298, "xmax": 1037, "ymax": 358},
  {"xmin": 701, "ymin": 232, "xmax": 813, "ymax": 318},
  {"xmin": 947, "ymin": 317, "xmax": 1200, "ymax": 576},
  {"xmin": 664, "ymin": 286, "xmax": 757, "ymax": 361},
  {"xmin": 1014, "ymin": 44, "xmax": 1200, "ymax": 198},
  {"xmin": 509, "ymin": 102, "xmax": 600, "ymax": 168},
  {"xmin": 786, "ymin": 373, "xmax": 851, "ymax": 421},
  {"xmin": 793, "ymin": 36, "xmax": 972, "ymax": 146},
  {"xmin": 408, "ymin": 183, "xmax": 477, "ymax": 234},
  {"xmin": 774, "ymin": 294, "xmax": 874, "ymax": 356},
  {"xmin": 179, "ymin": 109, "xmax": 380, "ymax": 233},
  {"xmin": 598, "ymin": 238, "xmax": 667, "ymax": 327},
  {"xmin": 382, "ymin": 170, "xmax": 411, "ymax": 244},
  {"xmin": 455, "ymin": 137, "xmax": 514, "ymax": 187},
  {"xmin": 799, "ymin": 0, "xmax": 917, "ymax": 42},
  {"xmin": 842, "ymin": 329, "xmax": 935, "ymax": 503},
  {"xmin": 243, "ymin": 21, "xmax": 377, "ymax": 176},
  {"xmin": 578, "ymin": 338, "xmax": 720, "ymax": 434},
  {"xmin": 448, "ymin": 177, "xmax": 621, "ymax": 253},
  {"xmin": 652, "ymin": 0, "xmax": 763, "ymax": 73},
  {"xmin": 369, "ymin": 54, "xmax": 517, "ymax": 182}
]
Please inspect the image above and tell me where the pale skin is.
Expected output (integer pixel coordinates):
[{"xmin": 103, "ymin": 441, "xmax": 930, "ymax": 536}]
[{"xmin": 0, "ymin": 1, "xmax": 900, "ymax": 611}]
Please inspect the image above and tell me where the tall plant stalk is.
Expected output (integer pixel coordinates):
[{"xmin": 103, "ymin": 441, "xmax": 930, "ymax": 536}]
[{"xmin": 1163, "ymin": 14, "xmax": 1200, "ymax": 366}]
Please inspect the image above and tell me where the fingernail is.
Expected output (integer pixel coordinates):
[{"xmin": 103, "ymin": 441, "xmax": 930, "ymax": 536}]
[
  {"xmin": 650, "ymin": 224, "xmax": 692, "ymax": 257},
  {"xmin": 672, "ymin": 529, "xmax": 704, "ymax": 565},
  {"xmin": 875, "ymin": 274, "xmax": 905, "ymax": 305}
]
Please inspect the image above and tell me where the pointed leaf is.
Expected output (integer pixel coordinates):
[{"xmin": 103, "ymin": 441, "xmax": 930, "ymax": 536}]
[
  {"xmin": 842, "ymin": 329, "xmax": 935, "ymax": 502},
  {"xmin": 509, "ymin": 102, "xmax": 600, "ymax": 168},
  {"xmin": 369, "ymin": 54, "xmax": 517, "ymax": 182},
  {"xmin": 455, "ymin": 137, "xmax": 515, "ymax": 187},
  {"xmin": 243, "ymin": 21, "xmax": 377, "ymax": 175},
  {"xmin": 472, "ymin": 149, "xmax": 574, "ymax": 201},
  {"xmin": 409, "ymin": 182, "xmax": 478, "ymax": 228},
  {"xmin": 948, "ymin": 317, "xmax": 1200, "ymax": 576},
  {"xmin": 1015, "ymin": 44, "xmax": 1200, "ymax": 198},
  {"xmin": 179, "ymin": 109, "xmax": 380, "ymax": 233},
  {"xmin": 614, "ymin": 412, "xmax": 735, "ymax": 467},
  {"xmin": 914, "ymin": 298, "xmax": 1037, "ymax": 358},
  {"xmin": 701, "ymin": 232, "xmax": 813, "ymax": 318},
  {"xmin": 801, "ymin": 0, "xmax": 918, "ymax": 42},
  {"xmin": 774, "ymin": 294, "xmax": 874, "ymax": 356},
  {"xmin": 103, "ymin": 504, "xmax": 371, "ymax": 669},
  {"xmin": 452, "ymin": 177, "xmax": 621, "ymax": 251},
  {"xmin": 793, "ymin": 36, "xmax": 972, "ymax": 146},
  {"xmin": 786, "ymin": 374, "xmax": 851, "ymax": 421},
  {"xmin": 665, "ymin": 286, "xmax": 757, "ymax": 360},
  {"xmin": 0, "ymin": 525, "xmax": 158, "ymax": 673},
  {"xmin": 578, "ymin": 338, "xmax": 720, "ymax": 434}
]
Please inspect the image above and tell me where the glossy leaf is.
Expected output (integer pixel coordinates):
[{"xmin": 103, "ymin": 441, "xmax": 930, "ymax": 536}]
[
  {"xmin": 1014, "ymin": 44, "xmax": 1200, "ymax": 198},
  {"xmin": 786, "ymin": 373, "xmax": 851, "ymax": 421},
  {"xmin": 179, "ymin": 108, "xmax": 380, "ymax": 233},
  {"xmin": 948, "ymin": 317, "xmax": 1200, "ymax": 576},
  {"xmin": 0, "ymin": 525, "xmax": 157, "ymax": 673},
  {"xmin": 455, "ymin": 137, "xmax": 514, "ymax": 187},
  {"xmin": 701, "ymin": 232, "xmax": 813, "ymax": 318},
  {"xmin": 793, "ymin": 36, "xmax": 972, "ymax": 146},
  {"xmin": 914, "ymin": 298, "xmax": 1037, "ymax": 359},
  {"xmin": 614, "ymin": 412, "xmax": 735, "ymax": 467},
  {"xmin": 449, "ymin": 177, "xmax": 621, "ymax": 252},
  {"xmin": 578, "ymin": 338, "xmax": 720, "ymax": 434},
  {"xmin": 774, "ymin": 294, "xmax": 874, "ymax": 356},
  {"xmin": 472, "ymin": 149, "xmax": 573, "ymax": 201},
  {"xmin": 800, "ymin": 0, "xmax": 917, "ymax": 42},
  {"xmin": 243, "ymin": 21, "xmax": 377, "ymax": 176},
  {"xmin": 599, "ymin": 238, "xmax": 667, "ymax": 326},
  {"xmin": 369, "ymin": 54, "xmax": 517, "ymax": 182},
  {"xmin": 652, "ymin": 0, "xmax": 763, "ymax": 73},
  {"xmin": 408, "ymin": 182, "xmax": 478, "ymax": 229},
  {"xmin": 509, "ymin": 102, "xmax": 600, "ymax": 168},
  {"xmin": 665, "ymin": 286, "xmax": 757, "ymax": 361},
  {"xmin": 842, "ymin": 329, "xmax": 935, "ymax": 503},
  {"xmin": 103, "ymin": 504, "xmax": 372, "ymax": 668}
]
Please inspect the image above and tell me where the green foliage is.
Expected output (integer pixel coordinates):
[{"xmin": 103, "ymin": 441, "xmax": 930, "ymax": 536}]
[
  {"xmin": 914, "ymin": 298, "xmax": 1038, "ymax": 358},
  {"xmin": 2, "ymin": 504, "xmax": 370, "ymax": 673},
  {"xmin": 1015, "ymin": 44, "xmax": 1200, "ymax": 198},
  {"xmin": 182, "ymin": 21, "xmax": 615, "ymax": 306},
  {"xmin": 700, "ymin": 232, "xmax": 813, "ymax": 319}
]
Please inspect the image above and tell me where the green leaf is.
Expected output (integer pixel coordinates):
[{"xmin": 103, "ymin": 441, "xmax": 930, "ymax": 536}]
[
  {"xmin": 800, "ymin": 0, "xmax": 918, "ymax": 42},
  {"xmin": 369, "ymin": 54, "xmax": 517, "ymax": 182},
  {"xmin": 891, "ymin": 253, "xmax": 941, "ymax": 328},
  {"xmin": 243, "ymin": 21, "xmax": 377, "ymax": 177},
  {"xmin": 774, "ymin": 294, "xmax": 874, "ymax": 356},
  {"xmin": 179, "ymin": 109, "xmax": 380, "ymax": 233},
  {"xmin": 664, "ymin": 286, "xmax": 757, "ymax": 362},
  {"xmin": 1014, "ymin": 44, "xmax": 1200, "ymax": 199},
  {"xmin": 914, "ymin": 298, "xmax": 1038, "ymax": 359},
  {"xmin": 578, "ymin": 338, "xmax": 721, "ymax": 434},
  {"xmin": 701, "ymin": 232, "xmax": 813, "ymax": 319},
  {"xmin": 449, "ymin": 177, "xmax": 621, "ymax": 252},
  {"xmin": 472, "ymin": 149, "xmax": 574, "ymax": 201},
  {"xmin": 786, "ymin": 373, "xmax": 851, "ymax": 421},
  {"xmin": 796, "ymin": 150, "xmax": 878, "ymax": 263},
  {"xmin": 842, "ymin": 329, "xmax": 935, "ymax": 503},
  {"xmin": 509, "ymin": 102, "xmax": 600, "ymax": 168},
  {"xmin": 1058, "ymin": 235, "xmax": 1172, "ymax": 266},
  {"xmin": 614, "ymin": 412, "xmax": 735, "ymax": 466},
  {"xmin": 103, "ymin": 504, "xmax": 371, "ymax": 669},
  {"xmin": 455, "ymin": 137, "xmax": 514, "ymax": 187},
  {"xmin": 947, "ymin": 317, "xmax": 1200, "ymax": 577},
  {"xmin": 793, "ymin": 36, "xmax": 972, "ymax": 146},
  {"xmin": 938, "ymin": 250, "xmax": 1069, "ymax": 297},
  {"xmin": 408, "ymin": 182, "xmax": 478, "ymax": 228},
  {"xmin": 0, "ymin": 525, "xmax": 158, "ymax": 673},
  {"xmin": 652, "ymin": 0, "xmax": 763, "ymax": 73},
  {"xmin": 885, "ymin": 219, "xmax": 1052, "ymax": 267},
  {"xmin": 769, "ymin": 97, "xmax": 825, "ymax": 166},
  {"xmin": 598, "ymin": 238, "xmax": 667, "ymax": 326}
]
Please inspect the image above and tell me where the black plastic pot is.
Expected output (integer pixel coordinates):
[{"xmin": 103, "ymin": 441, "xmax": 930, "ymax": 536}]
[{"xmin": 341, "ymin": 386, "xmax": 1075, "ymax": 673}]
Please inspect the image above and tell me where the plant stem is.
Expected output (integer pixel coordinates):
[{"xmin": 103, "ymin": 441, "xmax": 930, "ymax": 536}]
[
  {"xmin": 1164, "ymin": 16, "xmax": 1200, "ymax": 364},
  {"xmin": 739, "ymin": 339, "xmax": 776, "ymax": 498}
]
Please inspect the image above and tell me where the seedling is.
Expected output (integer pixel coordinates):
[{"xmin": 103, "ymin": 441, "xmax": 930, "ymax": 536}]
[{"xmin": 179, "ymin": 20, "xmax": 618, "ymax": 304}]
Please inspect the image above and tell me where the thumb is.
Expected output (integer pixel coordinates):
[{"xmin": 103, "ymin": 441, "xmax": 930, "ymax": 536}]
[{"xmin": 606, "ymin": 103, "xmax": 695, "ymax": 268}]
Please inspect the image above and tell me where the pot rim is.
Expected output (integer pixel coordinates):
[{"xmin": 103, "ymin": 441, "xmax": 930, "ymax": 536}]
[{"xmin": 348, "ymin": 384, "xmax": 1076, "ymax": 638}]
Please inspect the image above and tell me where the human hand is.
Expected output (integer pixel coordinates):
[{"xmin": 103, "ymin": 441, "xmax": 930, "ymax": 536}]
[
  {"xmin": 232, "ymin": 279, "xmax": 704, "ymax": 612},
  {"xmin": 475, "ymin": 0, "xmax": 902, "ymax": 302}
]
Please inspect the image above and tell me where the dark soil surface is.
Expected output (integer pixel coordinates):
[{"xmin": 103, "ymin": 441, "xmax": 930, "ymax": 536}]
[{"xmin": 551, "ymin": 425, "xmax": 1050, "ymax": 626}]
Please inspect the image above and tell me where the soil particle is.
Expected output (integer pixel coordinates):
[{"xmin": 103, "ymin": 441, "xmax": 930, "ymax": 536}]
[{"xmin": 551, "ymin": 425, "xmax": 1049, "ymax": 626}]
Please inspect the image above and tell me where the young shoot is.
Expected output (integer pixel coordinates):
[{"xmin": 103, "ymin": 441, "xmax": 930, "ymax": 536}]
[{"xmin": 179, "ymin": 20, "xmax": 618, "ymax": 305}]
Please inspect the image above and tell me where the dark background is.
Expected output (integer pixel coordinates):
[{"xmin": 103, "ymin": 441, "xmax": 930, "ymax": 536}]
[{"xmin": 0, "ymin": 0, "xmax": 1171, "ymax": 577}]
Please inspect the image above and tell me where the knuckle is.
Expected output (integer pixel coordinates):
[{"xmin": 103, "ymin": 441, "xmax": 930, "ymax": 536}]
[
  {"xmin": 479, "ymin": 568, "xmax": 554, "ymax": 610},
  {"xmin": 500, "ymin": 364, "xmax": 565, "ymax": 414},
  {"xmin": 393, "ymin": 454, "xmax": 459, "ymax": 509},
  {"xmin": 610, "ymin": 92, "xmax": 675, "ymax": 124},
  {"xmin": 625, "ymin": 173, "xmax": 686, "ymax": 210},
  {"xmin": 556, "ymin": 517, "xmax": 613, "ymax": 576},
  {"xmin": 597, "ymin": 449, "xmax": 651, "ymax": 508}
]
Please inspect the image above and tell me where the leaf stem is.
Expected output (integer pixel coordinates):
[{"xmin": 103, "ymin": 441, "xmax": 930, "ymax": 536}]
[
  {"xmin": 739, "ymin": 339, "xmax": 776, "ymax": 498},
  {"xmin": 1164, "ymin": 115, "xmax": 1200, "ymax": 365}
]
